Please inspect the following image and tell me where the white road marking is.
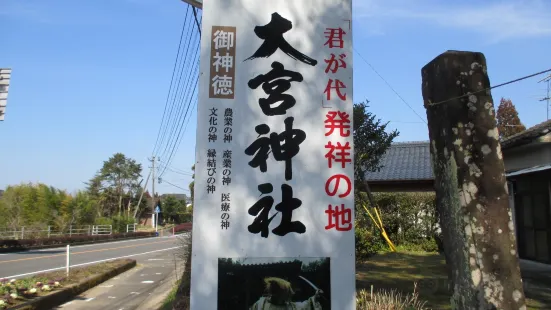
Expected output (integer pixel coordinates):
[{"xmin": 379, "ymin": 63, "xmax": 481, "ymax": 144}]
[
  {"xmin": 113, "ymin": 277, "xmax": 120, "ymax": 280},
  {"xmin": 108, "ymin": 296, "xmax": 116, "ymax": 299},
  {"xmin": 141, "ymin": 280, "xmax": 154, "ymax": 283},
  {"xmin": 130, "ymin": 292, "xmax": 140, "ymax": 295},
  {"xmin": 155, "ymin": 273, "xmax": 161, "ymax": 275},
  {"xmin": 147, "ymin": 259, "xmax": 164, "ymax": 261},
  {"xmin": 2, "ymin": 246, "xmax": 181, "ymax": 279},
  {"xmin": 99, "ymin": 285, "xmax": 114, "ymax": 288},
  {"xmin": 85, "ymin": 298, "xmax": 95, "ymax": 302}
]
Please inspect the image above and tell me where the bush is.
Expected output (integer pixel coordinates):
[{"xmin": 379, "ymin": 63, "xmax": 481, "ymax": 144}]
[
  {"xmin": 355, "ymin": 192, "xmax": 439, "ymax": 254},
  {"xmin": 356, "ymin": 284, "xmax": 430, "ymax": 310},
  {"xmin": 0, "ymin": 232, "xmax": 156, "ymax": 250},
  {"xmin": 173, "ymin": 223, "xmax": 192, "ymax": 234}
]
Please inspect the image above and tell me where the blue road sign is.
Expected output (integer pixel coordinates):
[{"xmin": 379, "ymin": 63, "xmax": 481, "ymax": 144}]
[{"xmin": 155, "ymin": 206, "xmax": 161, "ymax": 213}]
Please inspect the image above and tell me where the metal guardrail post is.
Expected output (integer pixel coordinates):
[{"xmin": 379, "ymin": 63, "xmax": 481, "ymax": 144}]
[
  {"xmin": 21, "ymin": 227, "xmax": 24, "ymax": 240},
  {"xmin": 48, "ymin": 226, "xmax": 51, "ymax": 238},
  {"xmin": 109, "ymin": 225, "xmax": 112, "ymax": 235},
  {"xmin": 69, "ymin": 225, "xmax": 72, "ymax": 237}
]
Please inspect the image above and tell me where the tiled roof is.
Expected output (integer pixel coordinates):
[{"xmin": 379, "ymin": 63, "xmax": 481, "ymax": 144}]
[
  {"xmin": 501, "ymin": 119, "xmax": 551, "ymax": 150},
  {"xmin": 364, "ymin": 141, "xmax": 434, "ymax": 182}
]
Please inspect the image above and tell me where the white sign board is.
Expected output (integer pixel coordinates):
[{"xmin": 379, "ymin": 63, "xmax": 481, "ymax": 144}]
[
  {"xmin": 191, "ymin": 1, "xmax": 354, "ymax": 309},
  {"xmin": 0, "ymin": 68, "xmax": 12, "ymax": 121}
]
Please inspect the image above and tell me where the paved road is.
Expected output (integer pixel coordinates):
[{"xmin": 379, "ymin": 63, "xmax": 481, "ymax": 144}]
[
  {"xmin": 0, "ymin": 235, "xmax": 185, "ymax": 279},
  {"xmin": 55, "ymin": 245, "xmax": 185, "ymax": 310}
]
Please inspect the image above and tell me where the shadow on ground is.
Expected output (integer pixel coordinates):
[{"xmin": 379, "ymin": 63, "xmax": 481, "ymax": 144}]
[{"xmin": 356, "ymin": 252, "xmax": 551, "ymax": 310}]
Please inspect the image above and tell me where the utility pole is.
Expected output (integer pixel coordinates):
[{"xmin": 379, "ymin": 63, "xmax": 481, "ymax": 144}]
[
  {"xmin": 538, "ymin": 74, "xmax": 551, "ymax": 120},
  {"xmin": 149, "ymin": 156, "xmax": 157, "ymax": 228},
  {"xmin": 422, "ymin": 50, "xmax": 525, "ymax": 310},
  {"xmin": 0, "ymin": 68, "xmax": 12, "ymax": 121}
]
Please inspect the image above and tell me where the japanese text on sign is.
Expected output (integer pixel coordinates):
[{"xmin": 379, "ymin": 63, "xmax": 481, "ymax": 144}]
[
  {"xmin": 209, "ymin": 26, "xmax": 237, "ymax": 99},
  {"xmin": 323, "ymin": 25, "xmax": 353, "ymax": 232}
]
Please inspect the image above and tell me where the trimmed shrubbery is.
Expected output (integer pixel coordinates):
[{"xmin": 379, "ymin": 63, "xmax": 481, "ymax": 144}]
[{"xmin": 0, "ymin": 231, "xmax": 156, "ymax": 251}]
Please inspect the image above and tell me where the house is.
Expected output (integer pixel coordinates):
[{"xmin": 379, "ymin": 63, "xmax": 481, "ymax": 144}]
[{"xmin": 364, "ymin": 119, "xmax": 551, "ymax": 264}]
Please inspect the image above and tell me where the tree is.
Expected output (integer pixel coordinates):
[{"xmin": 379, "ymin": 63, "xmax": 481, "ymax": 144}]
[
  {"xmin": 87, "ymin": 153, "xmax": 142, "ymax": 217},
  {"xmin": 353, "ymin": 101, "xmax": 399, "ymax": 183},
  {"xmin": 496, "ymin": 97, "xmax": 526, "ymax": 139},
  {"xmin": 161, "ymin": 195, "xmax": 187, "ymax": 223}
]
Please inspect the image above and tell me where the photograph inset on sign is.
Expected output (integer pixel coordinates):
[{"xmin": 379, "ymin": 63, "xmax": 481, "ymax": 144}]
[{"xmin": 217, "ymin": 257, "xmax": 331, "ymax": 310}]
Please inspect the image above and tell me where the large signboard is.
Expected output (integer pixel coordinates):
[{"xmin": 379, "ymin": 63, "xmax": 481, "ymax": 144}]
[
  {"xmin": 191, "ymin": 1, "xmax": 354, "ymax": 309},
  {"xmin": 0, "ymin": 68, "xmax": 12, "ymax": 121}
]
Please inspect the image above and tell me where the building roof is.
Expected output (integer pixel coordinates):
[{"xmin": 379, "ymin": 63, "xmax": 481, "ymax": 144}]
[
  {"xmin": 363, "ymin": 120, "xmax": 551, "ymax": 183},
  {"xmin": 501, "ymin": 119, "xmax": 551, "ymax": 150},
  {"xmin": 364, "ymin": 141, "xmax": 434, "ymax": 182}
]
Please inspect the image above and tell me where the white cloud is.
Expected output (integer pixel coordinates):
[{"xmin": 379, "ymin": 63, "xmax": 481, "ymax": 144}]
[{"xmin": 354, "ymin": 0, "xmax": 551, "ymax": 42}]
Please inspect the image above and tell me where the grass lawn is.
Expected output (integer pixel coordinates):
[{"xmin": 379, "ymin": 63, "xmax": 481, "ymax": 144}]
[
  {"xmin": 0, "ymin": 259, "xmax": 132, "ymax": 309},
  {"xmin": 159, "ymin": 279, "xmax": 181, "ymax": 310},
  {"xmin": 356, "ymin": 252, "xmax": 551, "ymax": 309}
]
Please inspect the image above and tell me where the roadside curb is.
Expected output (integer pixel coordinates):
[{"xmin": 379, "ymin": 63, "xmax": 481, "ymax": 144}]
[
  {"xmin": 7, "ymin": 259, "xmax": 137, "ymax": 310},
  {"xmin": 0, "ymin": 235, "xmax": 156, "ymax": 254}
]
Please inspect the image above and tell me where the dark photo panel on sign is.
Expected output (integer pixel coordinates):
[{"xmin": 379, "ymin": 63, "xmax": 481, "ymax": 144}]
[{"xmin": 217, "ymin": 257, "xmax": 331, "ymax": 310}]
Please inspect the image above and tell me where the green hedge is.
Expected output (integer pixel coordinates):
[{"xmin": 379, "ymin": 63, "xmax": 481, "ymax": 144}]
[{"xmin": 355, "ymin": 192, "xmax": 439, "ymax": 260}]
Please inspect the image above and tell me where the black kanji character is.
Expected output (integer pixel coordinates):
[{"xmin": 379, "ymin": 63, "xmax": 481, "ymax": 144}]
[
  {"xmin": 210, "ymin": 107, "xmax": 218, "ymax": 116},
  {"xmin": 272, "ymin": 184, "xmax": 305, "ymax": 236},
  {"xmin": 223, "ymin": 150, "xmax": 232, "ymax": 158},
  {"xmin": 224, "ymin": 134, "xmax": 233, "ymax": 143},
  {"xmin": 224, "ymin": 108, "xmax": 233, "ymax": 117},
  {"xmin": 245, "ymin": 13, "xmax": 317, "ymax": 66},
  {"xmin": 207, "ymin": 184, "xmax": 216, "ymax": 194},
  {"xmin": 247, "ymin": 183, "xmax": 305, "ymax": 238},
  {"xmin": 244, "ymin": 117, "xmax": 305, "ymax": 181},
  {"xmin": 248, "ymin": 62, "xmax": 303, "ymax": 116},
  {"xmin": 248, "ymin": 183, "xmax": 277, "ymax": 238},
  {"xmin": 221, "ymin": 220, "xmax": 230, "ymax": 229},
  {"xmin": 221, "ymin": 203, "xmax": 230, "ymax": 212}
]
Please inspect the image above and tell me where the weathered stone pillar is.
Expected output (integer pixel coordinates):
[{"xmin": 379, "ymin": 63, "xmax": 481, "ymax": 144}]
[{"xmin": 421, "ymin": 50, "xmax": 526, "ymax": 310}]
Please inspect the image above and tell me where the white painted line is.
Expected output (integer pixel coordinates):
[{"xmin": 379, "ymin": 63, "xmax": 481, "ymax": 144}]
[
  {"xmin": 113, "ymin": 277, "xmax": 120, "ymax": 280},
  {"xmin": 2, "ymin": 246, "xmax": 181, "ymax": 279},
  {"xmin": 108, "ymin": 296, "xmax": 116, "ymax": 299},
  {"xmin": 140, "ymin": 274, "xmax": 146, "ymax": 276},
  {"xmin": 141, "ymin": 280, "xmax": 154, "ymax": 284},
  {"xmin": 155, "ymin": 273, "xmax": 162, "ymax": 275},
  {"xmin": 147, "ymin": 259, "xmax": 165, "ymax": 261},
  {"xmin": 130, "ymin": 292, "xmax": 140, "ymax": 295},
  {"xmin": 99, "ymin": 285, "xmax": 114, "ymax": 288},
  {"xmin": 85, "ymin": 298, "xmax": 95, "ymax": 302}
]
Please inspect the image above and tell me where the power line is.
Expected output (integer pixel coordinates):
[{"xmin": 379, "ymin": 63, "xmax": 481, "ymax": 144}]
[
  {"xmin": 159, "ymin": 53, "xmax": 200, "ymax": 166},
  {"xmin": 157, "ymin": 13, "xmax": 197, "ymax": 157},
  {"xmin": 158, "ymin": 14, "xmax": 202, "ymax": 178},
  {"xmin": 158, "ymin": 159, "xmax": 193, "ymax": 174},
  {"xmin": 162, "ymin": 179, "xmax": 189, "ymax": 192},
  {"xmin": 159, "ymin": 74, "xmax": 199, "ymax": 178},
  {"xmin": 353, "ymin": 48, "xmax": 427, "ymax": 124},
  {"xmin": 153, "ymin": 6, "xmax": 191, "ymax": 155},
  {"xmin": 429, "ymin": 68, "xmax": 551, "ymax": 107}
]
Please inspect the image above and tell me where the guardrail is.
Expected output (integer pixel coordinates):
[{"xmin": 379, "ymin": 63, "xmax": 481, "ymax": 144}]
[{"xmin": 0, "ymin": 224, "xmax": 125, "ymax": 240}]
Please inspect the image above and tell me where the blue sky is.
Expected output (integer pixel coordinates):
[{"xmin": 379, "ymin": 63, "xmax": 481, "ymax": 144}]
[{"xmin": 1, "ymin": 0, "xmax": 550, "ymax": 194}]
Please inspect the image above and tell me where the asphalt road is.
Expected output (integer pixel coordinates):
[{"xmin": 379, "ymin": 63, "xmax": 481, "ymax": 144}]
[
  {"xmin": 0, "ymin": 235, "xmax": 185, "ymax": 279},
  {"xmin": 55, "ymin": 244, "xmax": 185, "ymax": 310}
]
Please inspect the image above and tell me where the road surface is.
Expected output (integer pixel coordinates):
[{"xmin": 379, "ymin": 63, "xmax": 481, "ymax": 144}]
[{"xmin": 0, "ymin": 235, "xmax": 184, "ymax": 279}]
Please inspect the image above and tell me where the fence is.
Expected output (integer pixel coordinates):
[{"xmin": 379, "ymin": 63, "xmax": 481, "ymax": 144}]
[
  {"xmin": 0, "ymin": 224, "xmax": 123, "ymax": 240},
  {"xmin": 126, "ymin": 223, "xmax": 137, "ymax": 233}
]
